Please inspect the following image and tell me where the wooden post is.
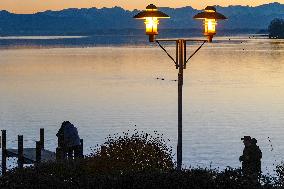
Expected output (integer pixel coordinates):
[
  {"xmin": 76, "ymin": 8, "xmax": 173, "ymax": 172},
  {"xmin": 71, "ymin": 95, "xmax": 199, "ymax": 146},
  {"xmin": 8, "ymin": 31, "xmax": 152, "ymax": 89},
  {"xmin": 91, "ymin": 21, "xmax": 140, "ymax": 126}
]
[
  {"xmin": 40, "ymin": 128, "xmax": 44, "ymax": 149},
  {"xmin": 56, "ymin": 147, "xmax": 64, "ymax": 160},
  {"xmin": 57, "ymin": 130, "xmax": 65, "ymax": 159},
  {"xmin": 2, "ymin": 130, "xmax": 7, "ymax": 174},
  {"xmin": 56, "ymin": 147, "xmax": 60, "ymax": 160},
  {"xmin": 18, "ymin": 135, "xmax": 24, "ymax": 169},
  {"xmin": 80, "ymin": 139, "xmax": 83, "ymax": 158},
  {"xmin": 36, "ymin": 141, "xmax": 41, "ymax": 164}
]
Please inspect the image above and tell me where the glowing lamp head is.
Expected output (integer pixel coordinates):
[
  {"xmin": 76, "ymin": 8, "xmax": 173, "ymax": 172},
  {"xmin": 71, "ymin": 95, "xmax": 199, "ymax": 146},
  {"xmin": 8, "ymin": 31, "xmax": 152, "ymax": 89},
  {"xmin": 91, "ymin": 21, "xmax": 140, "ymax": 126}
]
[
  {"xmin": 134, "ymin": 4, "xmax": 170, "ymax": 42},
  {"xmin": 193, "ymin": 6, "xmax": 227, "ymax": 42}
]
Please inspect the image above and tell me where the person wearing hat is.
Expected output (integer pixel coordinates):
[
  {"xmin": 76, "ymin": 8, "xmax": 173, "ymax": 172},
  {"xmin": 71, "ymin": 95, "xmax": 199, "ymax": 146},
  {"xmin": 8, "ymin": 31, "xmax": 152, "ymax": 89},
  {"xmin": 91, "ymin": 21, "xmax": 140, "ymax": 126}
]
[{"xmin": 239, "ymin": 136, "xmax": 262, "ymax": 182}]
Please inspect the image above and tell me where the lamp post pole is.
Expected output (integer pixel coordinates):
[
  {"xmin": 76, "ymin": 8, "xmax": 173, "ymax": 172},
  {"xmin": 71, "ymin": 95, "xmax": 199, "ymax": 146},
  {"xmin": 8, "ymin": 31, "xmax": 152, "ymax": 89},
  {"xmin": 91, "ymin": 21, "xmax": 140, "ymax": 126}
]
[
  {"xmin": 177, "ymin": 39, "xmax": 184, "ymax": 170},
  {"xmin": 156, "ymin": 38, "xmax": 206, "ymax": 170}
]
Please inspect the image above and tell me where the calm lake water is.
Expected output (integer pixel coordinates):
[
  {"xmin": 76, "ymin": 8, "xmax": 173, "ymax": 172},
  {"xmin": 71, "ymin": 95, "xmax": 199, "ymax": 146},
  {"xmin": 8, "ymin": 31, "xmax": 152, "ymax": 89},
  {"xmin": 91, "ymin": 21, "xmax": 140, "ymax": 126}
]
[{"xmin": 1, "ymin": 36, "xmax": 284, "ymax": 173}]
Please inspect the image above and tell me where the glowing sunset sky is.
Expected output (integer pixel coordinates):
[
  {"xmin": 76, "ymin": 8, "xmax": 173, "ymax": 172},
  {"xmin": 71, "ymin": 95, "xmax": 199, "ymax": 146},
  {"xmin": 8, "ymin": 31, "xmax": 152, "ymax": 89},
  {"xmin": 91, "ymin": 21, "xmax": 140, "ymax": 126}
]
[{"xmin": 0, "ymin": 0, "xmax": 283, "ymax": 14}]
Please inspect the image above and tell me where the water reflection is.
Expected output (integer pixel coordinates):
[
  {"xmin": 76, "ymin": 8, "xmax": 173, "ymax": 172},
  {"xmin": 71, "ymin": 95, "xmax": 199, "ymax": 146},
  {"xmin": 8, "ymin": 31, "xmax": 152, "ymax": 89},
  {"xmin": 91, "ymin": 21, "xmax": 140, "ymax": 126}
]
[{"xmin": 0, "ymin": 38, "xmax": 284, "ymax": 173}]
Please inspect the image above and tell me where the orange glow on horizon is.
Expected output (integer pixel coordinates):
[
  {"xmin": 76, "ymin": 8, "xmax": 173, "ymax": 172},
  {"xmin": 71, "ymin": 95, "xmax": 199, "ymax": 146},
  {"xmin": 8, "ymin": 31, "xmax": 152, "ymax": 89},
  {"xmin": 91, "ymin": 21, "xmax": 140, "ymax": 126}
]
[{"xmin": 0, "ymin": 0, "xmax": 283, "ymax": 14}]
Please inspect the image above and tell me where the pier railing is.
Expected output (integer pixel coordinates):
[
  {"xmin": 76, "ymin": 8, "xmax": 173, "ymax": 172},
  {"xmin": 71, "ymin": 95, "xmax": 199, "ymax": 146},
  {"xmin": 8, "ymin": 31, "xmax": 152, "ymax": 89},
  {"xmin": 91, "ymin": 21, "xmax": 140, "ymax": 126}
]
[{"xmin": 1, "ymin": 128, "xmax": 83, "ymax": 174}]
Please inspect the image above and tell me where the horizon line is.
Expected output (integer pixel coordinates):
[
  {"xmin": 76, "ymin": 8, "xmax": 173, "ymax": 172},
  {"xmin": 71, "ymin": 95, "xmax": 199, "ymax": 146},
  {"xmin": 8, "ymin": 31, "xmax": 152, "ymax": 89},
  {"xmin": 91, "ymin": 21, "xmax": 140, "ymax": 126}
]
[{"xmin": 0, "ymin": 2, "xmax": 282, "ymax": 15}]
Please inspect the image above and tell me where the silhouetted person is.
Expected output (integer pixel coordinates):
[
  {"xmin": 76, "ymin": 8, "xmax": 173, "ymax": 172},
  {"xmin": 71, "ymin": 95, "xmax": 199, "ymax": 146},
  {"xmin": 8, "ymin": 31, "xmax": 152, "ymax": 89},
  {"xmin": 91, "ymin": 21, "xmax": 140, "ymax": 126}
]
[
  {"xmin": 251, "ymin": 138, "xmax": 262, "ymax": 177},
  {"xmin": 239, "ymin": 136, "xmax": 262, "ymax": 183},
  {"xmin": 56, "ymin": 121, "xmax": 81, "ymax": 159}
]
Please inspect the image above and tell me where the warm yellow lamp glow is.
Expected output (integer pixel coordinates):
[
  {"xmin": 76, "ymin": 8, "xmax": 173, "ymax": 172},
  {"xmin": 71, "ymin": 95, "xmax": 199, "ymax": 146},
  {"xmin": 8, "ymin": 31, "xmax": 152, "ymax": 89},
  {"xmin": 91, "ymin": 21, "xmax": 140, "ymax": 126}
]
[
  {"xmin": 193, "ymin": 6, "xmax": 227, "ymax": 42},
  {"xmin": 134, "ymin": 4, "xmax": 169, "ymax": 42},
  {"xmin": 204, "ymin": 19, "xmax": 217, "ymax": 35},
  {"xmin": 145, "ymin": 17, "xmax": 159, "ymax": 35}
]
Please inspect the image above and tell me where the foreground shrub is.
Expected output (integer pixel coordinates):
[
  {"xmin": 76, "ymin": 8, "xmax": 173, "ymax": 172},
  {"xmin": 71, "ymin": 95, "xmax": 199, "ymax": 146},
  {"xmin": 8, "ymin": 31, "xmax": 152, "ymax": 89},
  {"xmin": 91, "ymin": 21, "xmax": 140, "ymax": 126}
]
[
  {"xmin": 86, "ymin": 129, "xmax": 174, "ymax": 173},
  {"xmin": 0, "ymin": 164, "xmax": 276, "ymax": 189},
  {"xmin": 0, "ymin": 160, "xmax": 87, "ymax": 189},
  {"xmin": 274, "ymin": 162, "xmax": 284, "ymax": 187}
]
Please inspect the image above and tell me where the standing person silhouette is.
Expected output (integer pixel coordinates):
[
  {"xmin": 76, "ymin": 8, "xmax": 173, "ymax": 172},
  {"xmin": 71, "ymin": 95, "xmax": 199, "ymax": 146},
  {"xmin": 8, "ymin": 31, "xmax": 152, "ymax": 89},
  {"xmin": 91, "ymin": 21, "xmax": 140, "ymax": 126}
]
[
  {"xmin": 239, "ymin": 136, "xmax": 262, "ymax": 183},
  {"xmin": 251, "ymin": 138, "xmax": 262, "ymax": 178}
]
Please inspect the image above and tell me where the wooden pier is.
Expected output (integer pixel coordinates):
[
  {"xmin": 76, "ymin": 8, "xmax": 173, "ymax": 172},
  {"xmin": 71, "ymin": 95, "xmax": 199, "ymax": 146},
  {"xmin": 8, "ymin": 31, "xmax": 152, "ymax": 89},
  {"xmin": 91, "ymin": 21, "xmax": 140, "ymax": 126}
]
[{"xmin": 1, "ymin": 128, "xmax": 83, "ymax": 174}]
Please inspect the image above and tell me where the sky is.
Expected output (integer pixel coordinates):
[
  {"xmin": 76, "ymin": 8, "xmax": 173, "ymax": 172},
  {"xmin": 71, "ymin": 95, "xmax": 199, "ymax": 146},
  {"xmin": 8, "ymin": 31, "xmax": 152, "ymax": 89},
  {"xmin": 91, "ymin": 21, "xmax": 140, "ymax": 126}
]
[{"xmin": 0, "ymin": 0, "xmax": 283, "ymax": 14}]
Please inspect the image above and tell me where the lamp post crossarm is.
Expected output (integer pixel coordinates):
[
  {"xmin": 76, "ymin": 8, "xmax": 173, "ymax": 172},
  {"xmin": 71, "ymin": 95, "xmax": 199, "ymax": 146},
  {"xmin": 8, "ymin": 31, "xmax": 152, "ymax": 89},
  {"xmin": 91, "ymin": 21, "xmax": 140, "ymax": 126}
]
[
  {"xmin": 156, "ymin": 40, "xmax": 178, "ymax": 68},
  {"xmin": 156, "ymin": 38, "xmax": 207, "ymax": 42},
  {"xmin": 156, "ymin": 39, "xmax": 207, "ymax": 68},
  {"xmin": 185, "ymin": 40, "xmax": 207, "ymax": 65}
]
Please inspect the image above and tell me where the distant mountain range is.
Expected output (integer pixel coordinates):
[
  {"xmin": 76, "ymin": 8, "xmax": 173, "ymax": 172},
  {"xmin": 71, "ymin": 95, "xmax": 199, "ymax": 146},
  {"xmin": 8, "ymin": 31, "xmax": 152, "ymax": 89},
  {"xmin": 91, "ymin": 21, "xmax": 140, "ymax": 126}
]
[{"xmin": 0, "ymin": 2, "xmax": 284, "ymax": 35}]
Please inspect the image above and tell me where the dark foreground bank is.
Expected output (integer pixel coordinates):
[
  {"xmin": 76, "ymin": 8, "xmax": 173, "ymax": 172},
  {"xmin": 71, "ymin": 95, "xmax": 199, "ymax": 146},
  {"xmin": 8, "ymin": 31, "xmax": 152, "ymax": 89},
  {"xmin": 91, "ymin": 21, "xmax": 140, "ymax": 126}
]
[
  {"xmin": 1, "ymin": 159, "xmax": 283, "ymax": 189},
  {"xmin": 1, "ymin": 130, "xmax": 283, "ymax": 189}
]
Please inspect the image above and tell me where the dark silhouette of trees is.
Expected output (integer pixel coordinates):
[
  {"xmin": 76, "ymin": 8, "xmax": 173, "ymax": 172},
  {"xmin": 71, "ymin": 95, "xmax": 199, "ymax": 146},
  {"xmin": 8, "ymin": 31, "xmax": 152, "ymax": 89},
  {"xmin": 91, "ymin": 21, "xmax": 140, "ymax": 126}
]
[{"xmin": 268, "ymin": 18, "xmax": 284, "ymax": 39}]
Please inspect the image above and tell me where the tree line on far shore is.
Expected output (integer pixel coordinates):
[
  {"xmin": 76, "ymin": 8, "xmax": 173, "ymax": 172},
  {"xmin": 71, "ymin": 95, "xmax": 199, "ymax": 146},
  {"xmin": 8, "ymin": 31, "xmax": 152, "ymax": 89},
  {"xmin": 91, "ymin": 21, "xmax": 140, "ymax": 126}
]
[{"xmin": 268, "ymin": 18, "xmax": 284, "ymax": 39}]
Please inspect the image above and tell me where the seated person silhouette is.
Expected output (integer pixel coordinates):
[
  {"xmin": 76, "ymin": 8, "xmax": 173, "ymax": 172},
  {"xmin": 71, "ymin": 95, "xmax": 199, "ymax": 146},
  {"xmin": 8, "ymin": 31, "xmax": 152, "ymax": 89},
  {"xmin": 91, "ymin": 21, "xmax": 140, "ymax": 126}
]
[{"xmin": 56, "ymin": 121, "xmax": 81, "ymax": 159}]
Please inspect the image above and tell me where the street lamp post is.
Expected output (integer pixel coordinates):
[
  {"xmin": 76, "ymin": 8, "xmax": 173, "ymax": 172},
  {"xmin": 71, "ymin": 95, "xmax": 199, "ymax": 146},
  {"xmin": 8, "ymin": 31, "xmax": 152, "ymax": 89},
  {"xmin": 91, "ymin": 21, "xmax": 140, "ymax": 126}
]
[
  {"xmin": 177, "ymin": 39, "xmax": 184, "ymax": 170},
  {"xmin": 134, "ymin": 5, "xmax": 227, "ymax": 170}
]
